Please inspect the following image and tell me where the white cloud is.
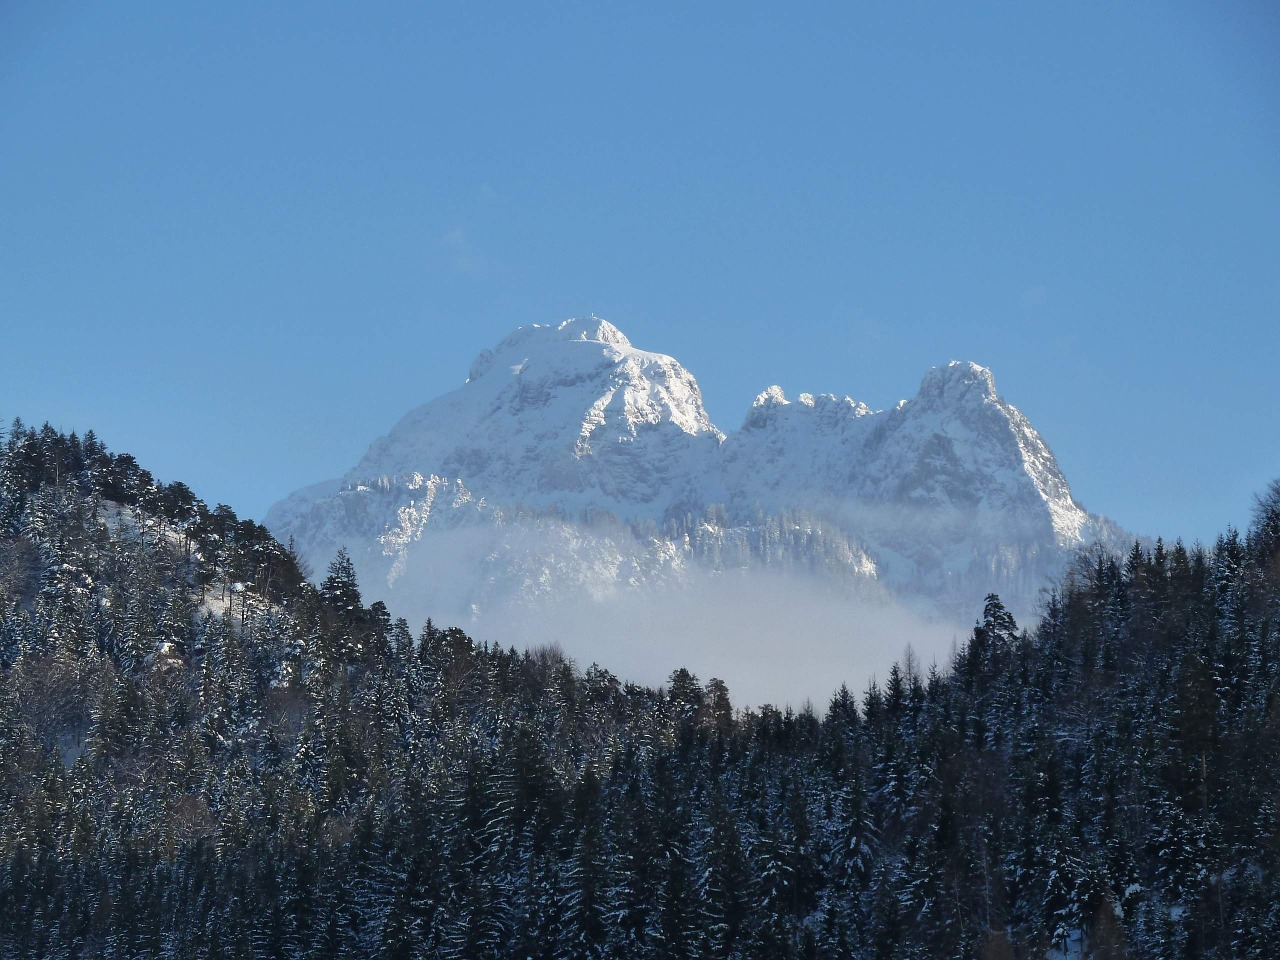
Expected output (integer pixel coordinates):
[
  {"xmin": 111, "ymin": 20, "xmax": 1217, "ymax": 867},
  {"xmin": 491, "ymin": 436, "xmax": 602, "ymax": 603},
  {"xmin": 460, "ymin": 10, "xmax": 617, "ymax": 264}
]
[{"xmin": 453, "ymin": 568, "xmax": 964, "ymax": 712}]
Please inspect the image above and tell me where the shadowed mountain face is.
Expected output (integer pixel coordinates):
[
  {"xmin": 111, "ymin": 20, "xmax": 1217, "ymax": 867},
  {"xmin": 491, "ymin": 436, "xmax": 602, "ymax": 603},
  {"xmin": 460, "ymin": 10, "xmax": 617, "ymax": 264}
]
[{"xmin": 266, "ymin": 318, "xmax": 1126, "ymax": 698}]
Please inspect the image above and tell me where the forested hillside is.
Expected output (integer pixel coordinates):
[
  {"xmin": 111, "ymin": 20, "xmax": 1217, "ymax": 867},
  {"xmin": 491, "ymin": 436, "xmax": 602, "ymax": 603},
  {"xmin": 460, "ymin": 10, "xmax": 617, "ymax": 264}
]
[{"xmin": 2, "ymin": 421, "xmax": 1278, "ymax": 959}]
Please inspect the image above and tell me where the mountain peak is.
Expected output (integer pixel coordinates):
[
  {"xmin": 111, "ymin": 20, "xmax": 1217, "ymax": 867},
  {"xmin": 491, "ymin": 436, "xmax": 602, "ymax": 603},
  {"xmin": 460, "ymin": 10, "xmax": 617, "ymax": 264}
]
[
  {"xmin": 564, "ymin": 315, "xmax": 631, "ymax": 347},
  {"xmin": 468, "ymin": 317, "xmax": 633, "ymax": 382},
  {"xmin": 753, "ymin": 385, "xmax": 789, "ymax": 408},
  {"xmin": 916, "ymin": 360, "xmax": 997, "ymax": 404},
  {"xmin": 343, "ymin": 316, "xmax": 718, "ymax": 514},
  {"xmin": 742, "ymin": 385, "xmax": 789, "ymax": 430}
]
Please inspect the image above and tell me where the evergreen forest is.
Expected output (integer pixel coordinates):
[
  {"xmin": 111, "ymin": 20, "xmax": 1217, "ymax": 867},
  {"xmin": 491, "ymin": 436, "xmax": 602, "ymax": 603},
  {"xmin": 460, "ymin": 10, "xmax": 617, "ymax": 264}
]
[{"xmin": 2, "ymin": 420, "xmax": 1279, "ymax": 959}]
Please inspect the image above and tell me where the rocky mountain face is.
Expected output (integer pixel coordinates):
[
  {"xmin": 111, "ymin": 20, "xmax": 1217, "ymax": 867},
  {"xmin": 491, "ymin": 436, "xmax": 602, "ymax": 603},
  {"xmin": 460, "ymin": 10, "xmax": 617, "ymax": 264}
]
[{"xmin": 266, "ymin": 318, "xmax": 1125, "ymax": 637}]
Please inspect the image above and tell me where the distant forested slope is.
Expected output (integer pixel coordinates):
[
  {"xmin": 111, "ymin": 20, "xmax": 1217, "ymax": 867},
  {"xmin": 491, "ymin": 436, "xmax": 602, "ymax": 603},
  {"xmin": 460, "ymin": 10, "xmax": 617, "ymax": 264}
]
[{"xmin": 1, "ymin": 421, "xmax": 1278, "ymax": 959}]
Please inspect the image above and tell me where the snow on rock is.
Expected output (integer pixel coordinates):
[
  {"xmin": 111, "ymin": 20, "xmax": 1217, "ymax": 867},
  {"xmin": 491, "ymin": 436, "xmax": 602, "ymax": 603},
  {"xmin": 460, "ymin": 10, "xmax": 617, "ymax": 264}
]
[
  {"xmin": 266, "ymin": 318, "xmax": 1128, "ymax": 626},
  {"xmin": 343, "ymin": 316, "xmax": 721, "ymax": 518}
]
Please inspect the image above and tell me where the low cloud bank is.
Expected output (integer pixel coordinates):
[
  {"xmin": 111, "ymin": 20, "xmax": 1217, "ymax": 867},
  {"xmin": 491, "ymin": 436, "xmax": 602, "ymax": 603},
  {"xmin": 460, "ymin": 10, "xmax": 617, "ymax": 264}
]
[
  {"xmin": 329, "ymin": 523, "xmax": 974, "ymax": 712},
  {"xmin": 461, "ymin": 568, "xmax": 965, "ymax": 712}
]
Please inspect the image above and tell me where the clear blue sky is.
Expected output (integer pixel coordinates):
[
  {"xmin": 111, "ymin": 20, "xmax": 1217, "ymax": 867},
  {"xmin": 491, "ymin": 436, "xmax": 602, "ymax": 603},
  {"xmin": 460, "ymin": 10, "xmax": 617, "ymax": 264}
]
[{"xmin": 2, "ymin": 2, "xmax": 1277, "ymax": 545}]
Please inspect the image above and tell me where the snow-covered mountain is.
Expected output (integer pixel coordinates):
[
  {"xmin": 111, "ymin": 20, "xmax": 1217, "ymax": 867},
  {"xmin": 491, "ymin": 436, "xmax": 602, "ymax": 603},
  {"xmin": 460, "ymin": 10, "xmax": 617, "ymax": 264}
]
[{"xmin": 266, "ymin": 318, "xmax": 1125, "ymax": 647}]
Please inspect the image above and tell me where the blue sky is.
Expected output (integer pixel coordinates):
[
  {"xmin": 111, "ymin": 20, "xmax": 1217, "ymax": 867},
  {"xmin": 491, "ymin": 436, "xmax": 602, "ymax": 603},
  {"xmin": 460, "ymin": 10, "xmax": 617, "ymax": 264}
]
[{"xmin": 2, "ymin": 1, "xmax": 1277, "ymax": 545}]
